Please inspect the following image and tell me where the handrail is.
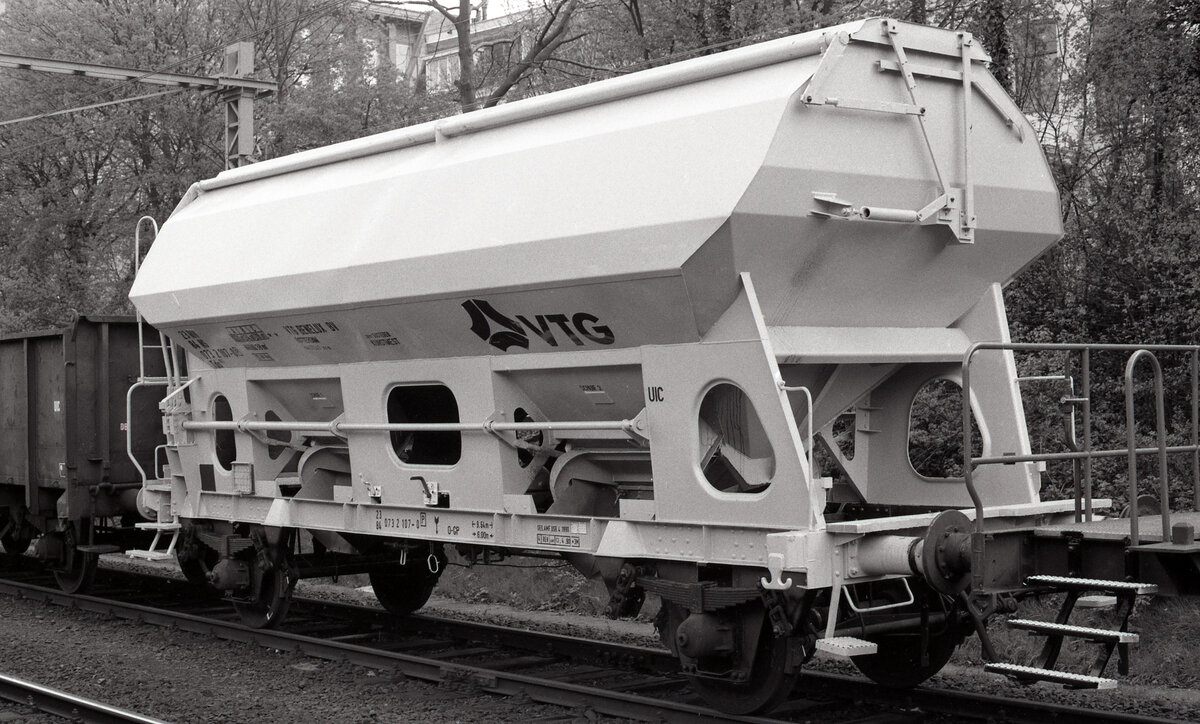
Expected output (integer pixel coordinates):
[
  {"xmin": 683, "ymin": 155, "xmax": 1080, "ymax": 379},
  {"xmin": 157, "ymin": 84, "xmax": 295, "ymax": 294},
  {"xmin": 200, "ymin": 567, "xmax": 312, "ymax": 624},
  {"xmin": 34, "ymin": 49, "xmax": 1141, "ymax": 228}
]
[
  {"xmin": 779, "ymin": 382, "xmax": 821, "ymax": 528},
  {"xmin": 1124, "ymin": 350, "xmax": 1171, "ymax": 545},
  {"xmin": 1017, "ymin": 373, "xmax": 1084, "ymax": 521},
  {"xmin": 962, "ymin": 341, "xmax": 1200, "ymax": 538},
  {"xmin": 127, "ymin": 216, "xmax": 160, "ymax": 487},
  {"xmin": 132, "ymin": 216, "xmax": 158, "ymax": 382},
  {"xmin": 126, "ymin": 379, "xmax": 169, "ymax": 486},
  {"xmin": 967, "ymin": 443, "xmax": 1200, "ymax": 467},
  {"xmin": 778, "ymin": 382, "xmax": 815, "ymax": 476},
  {"xmin": 182, "ymin": 418, "xmax": 641, "ymax": 436},
  {"xmin": 1193, "ymin": 349, "xmax": 1199, "ymax": 511}
]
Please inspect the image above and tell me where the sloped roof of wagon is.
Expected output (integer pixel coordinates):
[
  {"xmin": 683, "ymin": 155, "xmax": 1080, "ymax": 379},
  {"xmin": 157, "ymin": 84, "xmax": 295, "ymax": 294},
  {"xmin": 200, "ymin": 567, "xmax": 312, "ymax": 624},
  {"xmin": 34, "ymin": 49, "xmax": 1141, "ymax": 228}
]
[{"xmin": 131, "ymin": 23, "xmax": 873, "ymax": 325}]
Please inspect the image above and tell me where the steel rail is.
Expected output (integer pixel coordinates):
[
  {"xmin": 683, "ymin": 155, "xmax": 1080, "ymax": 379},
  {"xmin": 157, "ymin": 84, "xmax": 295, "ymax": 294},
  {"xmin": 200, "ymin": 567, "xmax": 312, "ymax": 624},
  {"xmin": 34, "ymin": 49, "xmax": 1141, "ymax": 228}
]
[
  {"xmin": 292, "ymin": 596, "xmax": 680, "ymax": 674},
  {"xmin": 287, "ymin": 594, "xmax": 1198, "ymax": 724},
  {"xmin": 0, "ymin": 575, "xmax": 769, "ymax": 724},
  {"xmin": 0, "ymin": 672, "xmax": 170, "ymax": 724},
  {"xmin": 1, "ymin": 568, "xmax": 1194, "ymax": 723}
]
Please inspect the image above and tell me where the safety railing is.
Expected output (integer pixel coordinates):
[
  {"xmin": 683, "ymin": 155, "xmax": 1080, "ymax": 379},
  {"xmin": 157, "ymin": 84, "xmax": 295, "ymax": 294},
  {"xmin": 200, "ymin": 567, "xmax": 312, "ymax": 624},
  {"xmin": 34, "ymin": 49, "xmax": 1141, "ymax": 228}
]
[
  {"xmin": 778, "ymin": 382, "xmax": 815, "ymax": 475},
  {"xmin": 126, "ymin": 216, "xmax": 190, "ymax": 486},
  {"xmin": 182, "ymin": 418, "xmax": 643, "ymax": 435},
  {"xmin": 126, "ymin": 216, "xmax": 165, "ymax": 487},
  {"xmin": 181, "ymin": 417, "xmax": 648, "ymax": 456},
  {"xmin": 961, "ymin": 343, "xmax": 1200, "ymax": 549}
]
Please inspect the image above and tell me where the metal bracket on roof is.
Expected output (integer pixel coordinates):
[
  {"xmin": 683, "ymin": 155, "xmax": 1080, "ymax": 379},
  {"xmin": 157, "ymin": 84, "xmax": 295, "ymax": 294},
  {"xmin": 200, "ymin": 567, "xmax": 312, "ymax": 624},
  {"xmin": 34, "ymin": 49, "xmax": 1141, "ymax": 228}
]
[
  {"xmin": 809, "ymin": 192, "xmax": 855, "ymax": 219},
  {"xmin": 875, "ymin": 59, "xmax": 1024, "ymax": 141},
  {"xmin": 809, "ymin": 187, "xmax": 968, "ymax": 233},
  {"xmin": 809, "ymin": 96, "xmax": 925, "ymax": 116},
  {"xmin": 805, "ymin": 21, "xmax": 976, "ymax": 244},
  {"xmin": 801, "ymin": 30, "xmax": 850, "ymax": 105},
  {"xmin": 955, "ymin": 31, "xmax": 978, "ymax": 244}
]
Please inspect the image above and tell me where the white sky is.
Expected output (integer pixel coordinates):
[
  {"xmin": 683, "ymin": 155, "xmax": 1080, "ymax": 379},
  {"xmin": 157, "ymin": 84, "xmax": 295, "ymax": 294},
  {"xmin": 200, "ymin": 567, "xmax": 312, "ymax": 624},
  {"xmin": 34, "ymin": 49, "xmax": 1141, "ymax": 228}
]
[{"xmin": 393, "ymin": 0, "xmax": 539, "ymax": 19}]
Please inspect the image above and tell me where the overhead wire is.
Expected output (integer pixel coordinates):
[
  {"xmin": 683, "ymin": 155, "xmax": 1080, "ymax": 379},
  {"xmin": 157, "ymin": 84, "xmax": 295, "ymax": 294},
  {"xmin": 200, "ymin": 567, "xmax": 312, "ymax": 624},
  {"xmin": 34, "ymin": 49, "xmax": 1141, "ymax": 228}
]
[
  {"xmin": 0, "ymin": 0, "xmax": 354, "ymax": 157},
  {"xmin": 2, "ymin": 0, "xmax": 352, "ymax": 125},
  {"xmin": 0, "ymin": 89, "xmax": 186, "ymax": 129}
]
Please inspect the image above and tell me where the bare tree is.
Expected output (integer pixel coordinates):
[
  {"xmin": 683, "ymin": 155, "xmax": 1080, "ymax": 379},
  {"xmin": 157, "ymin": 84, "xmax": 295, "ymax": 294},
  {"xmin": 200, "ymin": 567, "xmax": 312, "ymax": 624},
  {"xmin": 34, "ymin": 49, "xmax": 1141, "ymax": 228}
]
[{"xmin": 372, "ymin": 0, "xmax": 584, "ymax": 111}]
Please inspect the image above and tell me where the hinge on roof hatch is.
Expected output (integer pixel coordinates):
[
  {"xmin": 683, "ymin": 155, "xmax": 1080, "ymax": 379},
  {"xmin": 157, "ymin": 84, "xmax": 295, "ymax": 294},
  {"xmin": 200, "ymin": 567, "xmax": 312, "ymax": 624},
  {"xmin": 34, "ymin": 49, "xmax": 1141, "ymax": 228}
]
[{"xmin": 803, "ymin": 19, "xmax": 978, "ymax": 244}]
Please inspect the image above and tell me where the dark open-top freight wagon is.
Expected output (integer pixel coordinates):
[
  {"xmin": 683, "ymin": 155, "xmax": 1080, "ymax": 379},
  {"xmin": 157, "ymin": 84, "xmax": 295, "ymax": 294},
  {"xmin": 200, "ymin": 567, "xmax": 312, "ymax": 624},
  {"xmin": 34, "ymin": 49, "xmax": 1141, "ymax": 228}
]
[{"xmin": 0, "ymin": 316, "xmax": 164, "ymax": 590}]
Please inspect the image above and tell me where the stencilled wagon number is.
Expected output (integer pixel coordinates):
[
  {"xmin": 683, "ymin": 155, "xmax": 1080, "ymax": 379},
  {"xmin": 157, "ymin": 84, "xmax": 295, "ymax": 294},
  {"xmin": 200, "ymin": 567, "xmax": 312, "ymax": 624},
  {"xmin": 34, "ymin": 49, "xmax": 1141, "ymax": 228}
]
[{"xmin": 375, "ymin": 510, "xmax": 428, "ymax": 531}]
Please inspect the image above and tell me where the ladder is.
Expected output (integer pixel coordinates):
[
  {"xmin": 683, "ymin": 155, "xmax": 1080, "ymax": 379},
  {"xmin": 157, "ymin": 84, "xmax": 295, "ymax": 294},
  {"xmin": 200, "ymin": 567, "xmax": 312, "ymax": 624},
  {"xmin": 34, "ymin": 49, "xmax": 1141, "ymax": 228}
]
[
  {"xmin": 124, "ymin": 216, "xmax": 186, "ymax": 563},
  {"xmin": 986, "ymin": 575, "xmax": 1156, "ymax": 689}
]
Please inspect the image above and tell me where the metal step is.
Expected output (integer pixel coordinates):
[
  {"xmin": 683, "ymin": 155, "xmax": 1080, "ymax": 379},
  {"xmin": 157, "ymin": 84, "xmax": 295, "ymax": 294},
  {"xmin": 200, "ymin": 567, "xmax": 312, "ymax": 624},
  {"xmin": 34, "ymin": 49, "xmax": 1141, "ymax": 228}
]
[
  {"xmin": 1006, "ymin": 618, "xmax": 1139, "ymax": 644},
  {"xmin": 135, "ymin": 522, "xmax": 181, "ymax": 531},
  {"xmin": 1026, "ymin": 575, "xmax": 1157, "ymax": 595},
  {"xmin": 126, "ymin": 549, "xmax": 175, "ymax": 562},
  {"xmin": 985, "ymin": 663, "xmax": 1117, "ymax": 689},
  {"xmin": 75, "ymin": 544, "xmax": 121, "ymax": 555},
  {"xmin": 816, "ymin": 636, "xmax": 877, "ymax": 658},
  {"xmin": 1076, "ymin": 595, "xmax": 1118, "ymax": 609}
]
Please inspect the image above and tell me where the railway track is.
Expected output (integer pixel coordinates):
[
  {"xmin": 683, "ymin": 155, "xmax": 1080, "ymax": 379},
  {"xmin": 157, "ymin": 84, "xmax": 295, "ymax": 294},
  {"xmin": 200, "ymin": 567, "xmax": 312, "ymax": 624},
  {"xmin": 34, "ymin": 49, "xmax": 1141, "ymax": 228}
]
[
  {"xmin": 0, "ymin": 672, "xmax": 169, "ymax": 724},
  {"xmin": 0, "ymin": 563, "xmax": 1190, "ymax": 724}
]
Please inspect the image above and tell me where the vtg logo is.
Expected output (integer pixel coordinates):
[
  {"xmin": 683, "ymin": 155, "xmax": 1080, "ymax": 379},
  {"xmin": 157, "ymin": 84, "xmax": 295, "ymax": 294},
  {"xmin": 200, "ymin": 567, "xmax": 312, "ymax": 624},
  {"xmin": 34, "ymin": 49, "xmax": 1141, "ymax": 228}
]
[{"xmin": 462, "ymin": 299, "xmax": 616, "ymax": 352}]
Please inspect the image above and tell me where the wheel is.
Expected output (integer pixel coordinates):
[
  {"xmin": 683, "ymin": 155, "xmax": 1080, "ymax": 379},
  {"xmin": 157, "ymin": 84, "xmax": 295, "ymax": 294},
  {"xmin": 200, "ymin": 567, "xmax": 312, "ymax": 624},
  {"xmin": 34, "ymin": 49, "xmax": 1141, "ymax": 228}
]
[
  {"xmin": 53, "ymin": 522, "xmax": 98, "ymax": 594},
  {"xmin": 368, "ymin": 567, "xmax": 437, "ymax": 616},
  {"xmin": 853, "ymin": 626, "xmax": 961, "ymax": 687},
  {"xmin": 176, "ymin": 546, "xmax": 222, "ymax": 596},
  {"xmin": 175, "ymin": 525, "xmax": 222, "ymax": 596},
  {"xmin": 54, "ymin": 552, "xmax": 98, "ymax": 593},
  {"xmin": 233, "ymin": 564, "xmax": 295, "ymax": 628},
  {"xmin": 664, "ymin": 602, "xmax": 800, "ymax": 715},
  {"xmin": 686, "ymin": 617, "xmax": 798, "ymax": 714},
  {"xmin": 852, "ymin": 583, "xmax": 967, "ymax": 688}
]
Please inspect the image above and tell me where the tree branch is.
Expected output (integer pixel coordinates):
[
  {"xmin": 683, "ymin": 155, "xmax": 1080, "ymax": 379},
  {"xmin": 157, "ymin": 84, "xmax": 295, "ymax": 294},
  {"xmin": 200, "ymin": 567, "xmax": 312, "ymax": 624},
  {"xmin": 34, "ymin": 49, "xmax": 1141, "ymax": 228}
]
[{"xmin": 484, "ymin": 0, "xmax": 582, "ymax": 107}]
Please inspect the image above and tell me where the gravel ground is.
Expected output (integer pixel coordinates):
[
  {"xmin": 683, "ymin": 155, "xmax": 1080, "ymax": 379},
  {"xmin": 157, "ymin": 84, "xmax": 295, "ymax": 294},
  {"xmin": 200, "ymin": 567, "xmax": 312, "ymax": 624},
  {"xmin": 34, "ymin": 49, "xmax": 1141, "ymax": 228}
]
[
  {"xmin": 298, "ymin": 576, "xmax": 1200, "ymax": 721},
  {"xmin": 0, "ymin": 588, "xmax": 602, "ymax": 723},
  {"xmin": 5, "ymin": 557, "xmax": 1200, "ymax": 722},
  {"xmin": 0, "ymin": 699, "xmax": 58, "ymax": 724}
]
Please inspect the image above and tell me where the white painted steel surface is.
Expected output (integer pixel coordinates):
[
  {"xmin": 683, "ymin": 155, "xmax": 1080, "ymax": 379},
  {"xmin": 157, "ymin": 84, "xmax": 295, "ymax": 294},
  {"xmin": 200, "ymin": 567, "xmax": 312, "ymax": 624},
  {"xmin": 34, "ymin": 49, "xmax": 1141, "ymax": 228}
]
[
  {"xmin": 126, "ymin": 19, "xmax": 1068, "ymax": 591},
  {"xmin": 130, "ymin": 18, "xmax": 1059, "ymax": 370}
]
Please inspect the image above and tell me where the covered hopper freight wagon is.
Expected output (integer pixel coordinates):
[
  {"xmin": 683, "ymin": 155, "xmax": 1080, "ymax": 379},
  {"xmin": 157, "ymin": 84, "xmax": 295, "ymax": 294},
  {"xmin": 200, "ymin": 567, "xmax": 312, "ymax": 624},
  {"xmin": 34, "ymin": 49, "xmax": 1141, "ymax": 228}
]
[{"xmin": 4, "ymin": 17, "xmax": 1200, "ymax": 716}]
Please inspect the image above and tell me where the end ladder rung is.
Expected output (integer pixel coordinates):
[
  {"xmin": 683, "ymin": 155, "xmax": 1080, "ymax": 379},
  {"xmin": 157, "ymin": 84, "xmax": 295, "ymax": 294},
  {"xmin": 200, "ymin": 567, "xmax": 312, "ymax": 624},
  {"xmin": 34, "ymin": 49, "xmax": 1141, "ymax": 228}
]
[
  {"xmin": 1026, "ymin": 575, "xmax": 1157, "ymax": 595},
  {"xmin": 985, "ymin": 662, "xmax": 1117, "ymax": 690},
  {"xmin": 1076, "ymin": 595, "xmax": 1119, "ymax": 609},
  {"xmin": 76, "ymin": 544, "xmax": 121, "ymax": 555},
  {"xmin": 1006, "ymin": 619, "xmax": 1139, "ymax": 644},
  {"xmin": 136, "ymin": 522, "xmax": 181, "ymax": 531},
  {"xmin": 126, "ymin": 550, "xmax": 175, "ymax": 562}
]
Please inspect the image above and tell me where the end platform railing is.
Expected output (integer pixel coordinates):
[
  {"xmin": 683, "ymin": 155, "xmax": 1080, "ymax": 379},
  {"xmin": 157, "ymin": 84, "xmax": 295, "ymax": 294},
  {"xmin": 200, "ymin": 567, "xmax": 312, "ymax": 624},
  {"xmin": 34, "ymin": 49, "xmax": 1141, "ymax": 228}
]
[{"xmin": 961, "ymin": 343, "xmax": 1200, "ymax": 557}]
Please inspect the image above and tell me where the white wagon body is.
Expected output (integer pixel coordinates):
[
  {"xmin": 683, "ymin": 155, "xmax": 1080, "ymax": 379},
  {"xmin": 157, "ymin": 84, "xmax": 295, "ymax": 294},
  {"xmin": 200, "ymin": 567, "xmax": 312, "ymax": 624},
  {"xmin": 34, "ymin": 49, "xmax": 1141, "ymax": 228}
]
[{"xmin": 126, "ymin": 19, "xmax": 1095, "ymax": 711}]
